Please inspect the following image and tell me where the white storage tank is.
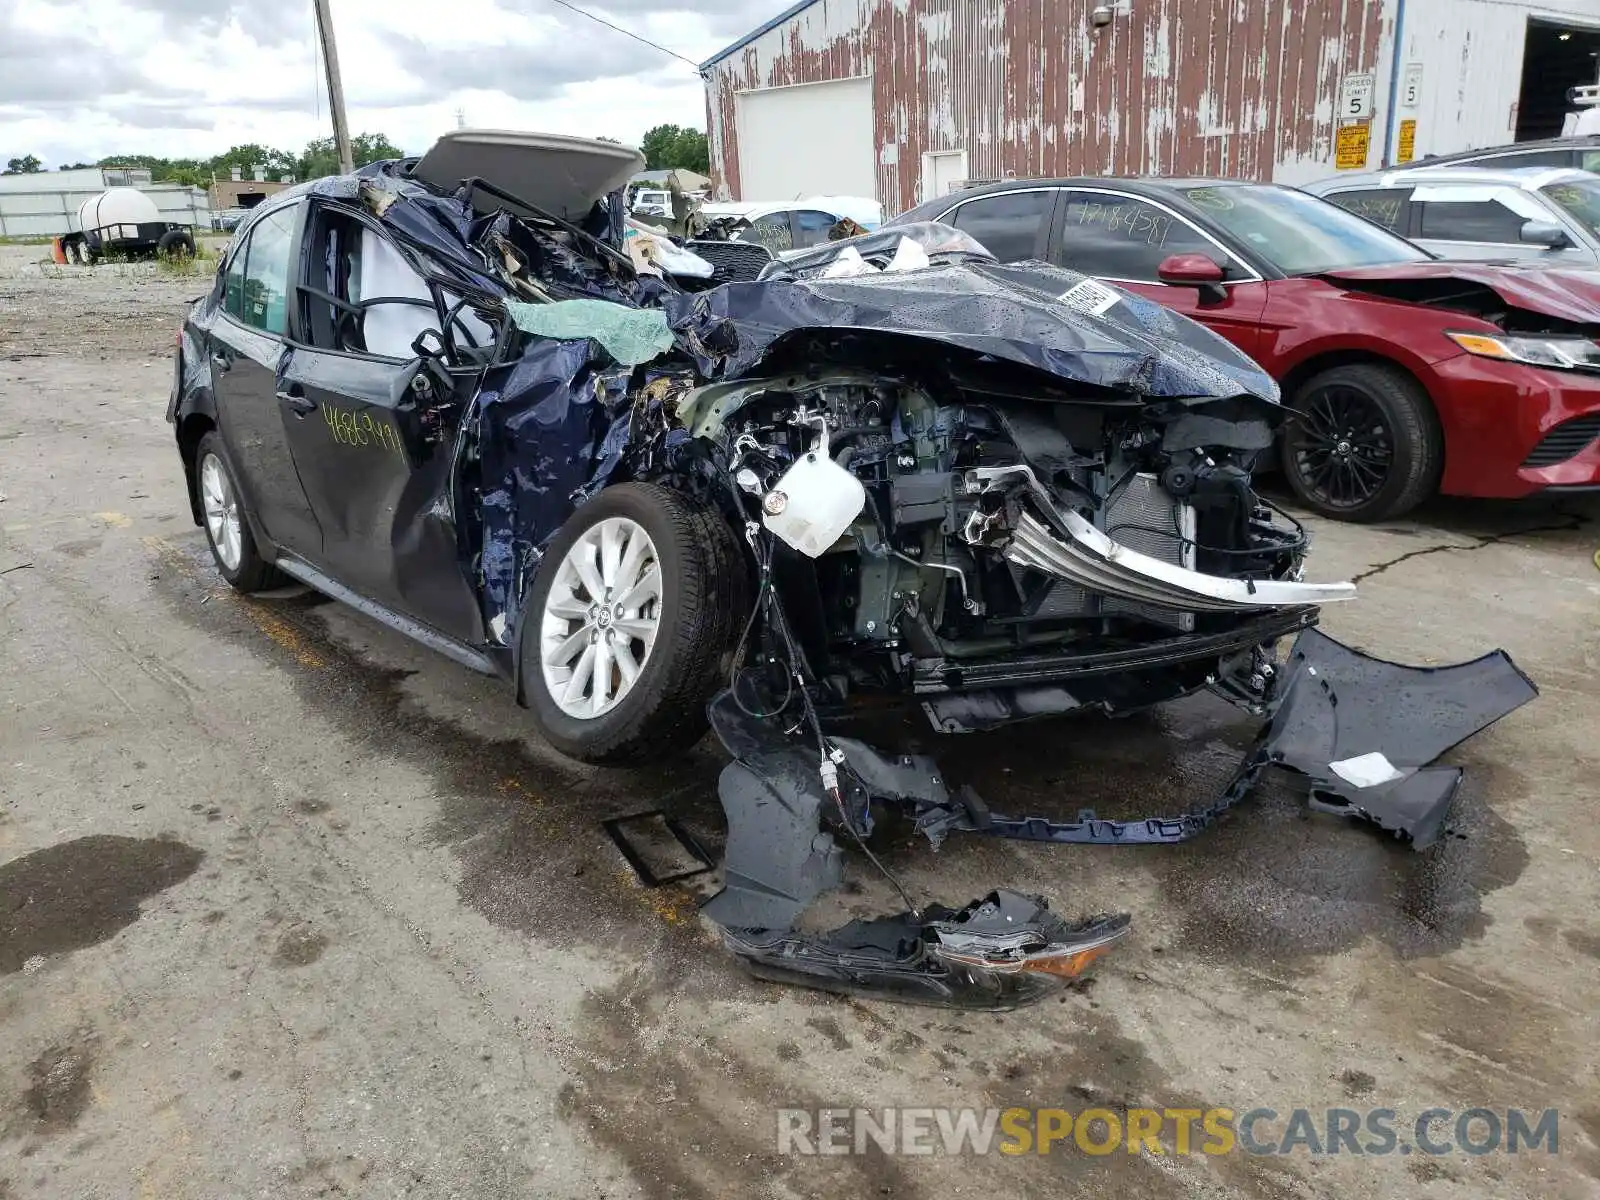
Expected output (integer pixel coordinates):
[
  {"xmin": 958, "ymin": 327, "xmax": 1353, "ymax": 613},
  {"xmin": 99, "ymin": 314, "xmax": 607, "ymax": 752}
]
[{"xmin": 76, "ymin": 186, "xmax": 161, "ymax": 234}]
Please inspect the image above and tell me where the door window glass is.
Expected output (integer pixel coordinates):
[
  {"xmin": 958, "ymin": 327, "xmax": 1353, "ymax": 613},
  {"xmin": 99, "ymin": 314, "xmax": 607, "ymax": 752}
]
[
  {"xmin": 238, "ymin": 206, "xmax": 297, "ymax": 334},
  {"xmin": 1415, "ymin": 196, "xmax": 1526, "ymax": 242},
  {"xmin": 948, "ymin": 190, "xmax": 1052, "ymax": 260},
  {"xmin": 1324, "ymin": 188, "xmax": 1410, "ymax": 232},
  {"xmin": 793, "ymin": 209, "xmax": 839, "ymax": 249},
  {"xmin": 741, "ymin": 213, "xmax": 794, "ymax": 253},
  {"xmin": 1057, "ymin": 191, "xmax": 1217, "ymax": 280}
]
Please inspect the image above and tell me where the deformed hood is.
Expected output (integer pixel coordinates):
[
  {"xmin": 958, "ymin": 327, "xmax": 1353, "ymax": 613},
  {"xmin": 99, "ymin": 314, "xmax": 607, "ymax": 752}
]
[
  {"xmin": 1319, "ymin": 261, "xmax": 1600, "ymax": 325},
  {"xmin": 666, "ymin": 261, "xmax": 1280, "ymax": 404},
  {"xmin": 412, "ymin": 129, "xmax": 645, "ymax": 222}
]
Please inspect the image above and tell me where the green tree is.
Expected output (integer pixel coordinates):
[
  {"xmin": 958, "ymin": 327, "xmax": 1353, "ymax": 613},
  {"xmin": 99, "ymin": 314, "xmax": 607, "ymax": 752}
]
[
  {"xmin": 638, "ymin": 124, "xmax": 709, "ymax": 174},
  {"xmin": 210, "ymin": 143, "xmax": 297, "ymax": 181},
  {"xmin": 351, "ymin": 132, "xmax": 403, "ymax": 165},
  {"xmin": 297, "ymin": 132, "xmax": 403, "ymax": 181},
  {"xmin": 4, "ymin": 154, "xmax": 43, "ymax": 174},
  {"xmin": 57, "ymin": 161, "xmax": 95, "ymax": 170}
]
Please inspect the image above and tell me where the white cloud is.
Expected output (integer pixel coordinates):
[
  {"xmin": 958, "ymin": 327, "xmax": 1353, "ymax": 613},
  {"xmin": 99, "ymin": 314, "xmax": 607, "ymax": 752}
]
[{"xmin": 0, "ymin": 0, "xmax": 783, "ymax": 168}]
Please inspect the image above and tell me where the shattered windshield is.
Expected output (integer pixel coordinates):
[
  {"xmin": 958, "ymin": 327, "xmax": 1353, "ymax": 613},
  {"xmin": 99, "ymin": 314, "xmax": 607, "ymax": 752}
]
[
  {"xmin": 1541, "ymin": 179, "xmax": 1600, "ymax": 238},
  {"xmin": 1184, "ymin": 185, "xmax": 1431, "ymax": 274}
]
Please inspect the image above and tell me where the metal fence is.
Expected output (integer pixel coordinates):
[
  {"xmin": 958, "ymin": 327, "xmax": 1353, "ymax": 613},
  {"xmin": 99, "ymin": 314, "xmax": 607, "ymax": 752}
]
[{"xmin": 0, "ymin": 182, "xmax": 212, "ymax": 238}]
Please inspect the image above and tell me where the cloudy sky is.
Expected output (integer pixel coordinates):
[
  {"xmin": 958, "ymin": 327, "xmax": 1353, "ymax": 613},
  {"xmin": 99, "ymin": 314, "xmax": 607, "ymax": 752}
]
[{"xmin": 1, "ymin": 0, "xmax": 783, "ymax": 167}]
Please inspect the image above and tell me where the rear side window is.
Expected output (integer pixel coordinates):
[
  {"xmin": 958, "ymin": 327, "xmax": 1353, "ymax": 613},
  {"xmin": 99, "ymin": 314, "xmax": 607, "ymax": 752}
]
[
  {"xmin": 1582, "ymin": 150, "xmax": 1600, "ymax": 173},
  {"xmin": 1415, "ymin": 196, "xmax": 1526, "ymax": 243},
  {"xmin": 233, "ymin": 207, "xmax": 297, "ymax": 334},
  {"xmin": 1325, "ymin": 188, "xmax": 1410, "ymax": 232},
  {"xmin": 1055, "ymin": 191, "xmax": 1218, "ymax": 280},
  {"xmin": 948, "ymin": 190, "xmax": 1053, "ymax": 260}
]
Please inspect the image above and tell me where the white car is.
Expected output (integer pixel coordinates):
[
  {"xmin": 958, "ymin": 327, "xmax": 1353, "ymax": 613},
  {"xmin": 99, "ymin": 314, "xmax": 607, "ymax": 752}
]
[
  {"xmin": 698, "ymin": 196, "xmax": 884, "ymax": 255},
  {"xmin": 1305, "ymin": 166, "xmax": 1600, "ymax": 269}
]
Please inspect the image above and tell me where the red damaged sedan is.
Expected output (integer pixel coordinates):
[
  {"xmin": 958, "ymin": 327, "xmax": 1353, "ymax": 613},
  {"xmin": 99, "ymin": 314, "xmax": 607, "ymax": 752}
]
[{"xmin": 893, "ymin": 179, "xmax": 1600, "ymax": 521}]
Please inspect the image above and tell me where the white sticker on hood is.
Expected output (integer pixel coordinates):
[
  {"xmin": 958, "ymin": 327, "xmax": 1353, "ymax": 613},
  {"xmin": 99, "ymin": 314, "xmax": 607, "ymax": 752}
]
[
  {"xmin": 1058, "ymin": 278, "xmax": 1122, "ymax": 317},
  {"xmin": 1327, "ymin": 751, "xmax": 1406, "ymax": 789}
]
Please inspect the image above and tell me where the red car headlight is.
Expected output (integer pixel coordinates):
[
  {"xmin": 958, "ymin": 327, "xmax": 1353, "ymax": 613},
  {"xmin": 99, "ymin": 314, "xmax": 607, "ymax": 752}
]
[{"xmin": 1446, "ymin": 330, "xmax": 1600, "ymax": 374}]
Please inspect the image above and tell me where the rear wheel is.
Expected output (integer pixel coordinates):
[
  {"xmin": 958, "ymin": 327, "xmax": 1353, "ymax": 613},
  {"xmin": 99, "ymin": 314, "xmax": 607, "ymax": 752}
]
[
  {"xmin": 1280, "ymin": 363, "xmax": 1441, "ymax": 522},
  {"xmin": 157, "ymin": 229, "xmax": 196, "ymax": 259},
  {"xmin": 195, "ymin": 432, "xmax": 281, "ymax": 592},
  {"xmin": 522, "ymin": 483, "xmax": 748, "ymax": 765}
]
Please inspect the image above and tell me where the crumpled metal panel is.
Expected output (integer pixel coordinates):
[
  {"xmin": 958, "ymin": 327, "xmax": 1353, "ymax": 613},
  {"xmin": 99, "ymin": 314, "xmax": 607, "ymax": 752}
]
[{"xmin": 666, "ymin": 259, "xmax": 1280, "ymax": 403}]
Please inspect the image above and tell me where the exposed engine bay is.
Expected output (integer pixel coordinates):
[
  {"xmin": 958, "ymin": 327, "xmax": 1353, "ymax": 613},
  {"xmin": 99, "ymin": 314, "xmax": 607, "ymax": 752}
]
[{"xmin": 678, "ymin": 368, "xmax": 1352, "ymax": 729}]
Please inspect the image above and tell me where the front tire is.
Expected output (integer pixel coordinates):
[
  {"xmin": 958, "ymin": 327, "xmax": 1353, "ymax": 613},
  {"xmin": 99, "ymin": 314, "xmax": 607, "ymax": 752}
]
[
  {"xmin": 195, "ymin": 432, "xmax": 281, "ymax": 592},
  {"xmin": 1279, "ymin": 363, "xmax": 1442, "ymax": 522},
  {"xmin": 522, "ymin": 483, "xmax": 748, "ymax": 765}
]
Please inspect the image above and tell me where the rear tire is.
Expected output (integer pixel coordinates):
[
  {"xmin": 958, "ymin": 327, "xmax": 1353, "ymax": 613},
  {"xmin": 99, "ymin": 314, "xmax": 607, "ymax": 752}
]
[
  {"xmin": 522, "ymin": 483, "xmax": 749, "ymax": 765},
  {"xmin": 195, "ymin": 432, "xmax": 282, "ymax": 592},
  {"xmin": 1279, "ymin": 363, "xmax": 1441, "ymax": 522}
]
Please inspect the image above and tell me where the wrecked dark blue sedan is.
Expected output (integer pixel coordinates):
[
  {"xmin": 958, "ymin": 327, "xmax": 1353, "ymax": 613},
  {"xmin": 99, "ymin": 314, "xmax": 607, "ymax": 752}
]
[{"xmin": 168, "ymin": 132, "xmax": 1534, "ymax": 1007}]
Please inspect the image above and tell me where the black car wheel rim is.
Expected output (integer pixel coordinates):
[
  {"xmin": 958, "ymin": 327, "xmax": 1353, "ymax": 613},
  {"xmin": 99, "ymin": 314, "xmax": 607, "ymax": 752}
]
[{"xmin": 1289, "ymin": 386, "xmax": 1393, "ymax": 509}]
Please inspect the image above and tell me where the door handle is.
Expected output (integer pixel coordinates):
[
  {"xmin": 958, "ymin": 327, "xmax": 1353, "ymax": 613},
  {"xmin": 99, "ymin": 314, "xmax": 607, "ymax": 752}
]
[{"xmin": 276, "ymin": 385, "xmax": 315, "ymax": 415}]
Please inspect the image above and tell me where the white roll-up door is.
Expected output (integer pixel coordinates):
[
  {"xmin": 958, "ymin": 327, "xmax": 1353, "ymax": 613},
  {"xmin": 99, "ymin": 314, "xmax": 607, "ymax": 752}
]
[{"xmin": 735, "ymin": 77, "xmax": 875, "ymax": 201}]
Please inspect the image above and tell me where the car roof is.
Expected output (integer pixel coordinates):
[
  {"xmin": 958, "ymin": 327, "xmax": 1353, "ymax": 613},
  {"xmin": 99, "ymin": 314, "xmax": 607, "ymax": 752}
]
[
  {"xmin": 1309, "ymin": 165, "xmax": 1593, "ymax": 192},
  {"xmin": 1390, "ymin": 133, "xmax": 1600, "ymax": 168},
  {"xmin": 894, "ymin": 175, "xmax": 1275, "ymax": 222}
]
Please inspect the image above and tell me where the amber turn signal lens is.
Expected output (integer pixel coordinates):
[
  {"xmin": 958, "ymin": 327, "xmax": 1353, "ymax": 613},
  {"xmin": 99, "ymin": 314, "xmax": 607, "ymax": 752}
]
[
  {"xmin": 1016, "ymin": 940, "xmax": 1119, "ymax": 978},
  {"xmin": 1446, "ymin": 332, "xmax": 1511, "ymax": 359}
]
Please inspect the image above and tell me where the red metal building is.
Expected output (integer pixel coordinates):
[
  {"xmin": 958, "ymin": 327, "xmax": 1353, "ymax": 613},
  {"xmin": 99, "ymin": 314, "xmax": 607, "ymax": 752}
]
[{"xmin": 700, "ymin": 0, "xmax": 1600, "ymax": 214}]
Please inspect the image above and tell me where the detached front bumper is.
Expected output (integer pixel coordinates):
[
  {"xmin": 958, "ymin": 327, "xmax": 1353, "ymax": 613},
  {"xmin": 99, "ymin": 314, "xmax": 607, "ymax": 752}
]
[
  {"xmin": 1431, "ymin": 354, "xmax": 1600, "ymax": 498},
  {"xmin": 698, "ymin": 628, "xmax": 1536, "ymax": 1008}
]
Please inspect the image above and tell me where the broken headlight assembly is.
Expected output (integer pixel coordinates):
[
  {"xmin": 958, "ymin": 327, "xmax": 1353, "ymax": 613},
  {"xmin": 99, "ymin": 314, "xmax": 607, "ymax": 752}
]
[{"xmin": 1445, "ymin": 330, "xmax": 1600, "ymax": 373}]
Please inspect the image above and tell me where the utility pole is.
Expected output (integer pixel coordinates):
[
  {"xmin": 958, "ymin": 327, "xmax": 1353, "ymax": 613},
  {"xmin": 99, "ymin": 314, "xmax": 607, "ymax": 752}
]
[{"xmin": 311, "ymin": 0, "xmax": 354, "ymax": 174}]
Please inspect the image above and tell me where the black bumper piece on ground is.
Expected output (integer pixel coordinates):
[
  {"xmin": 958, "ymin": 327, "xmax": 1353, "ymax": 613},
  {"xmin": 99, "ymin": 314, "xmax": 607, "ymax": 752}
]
[{"xmin": 699, "ymin": 629, "xmax": 1536, "ymax": 1007}]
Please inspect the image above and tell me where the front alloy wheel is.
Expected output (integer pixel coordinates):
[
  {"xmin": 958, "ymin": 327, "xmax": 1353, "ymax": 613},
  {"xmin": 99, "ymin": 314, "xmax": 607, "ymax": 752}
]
[
  {"xmin": 520, "ymin": 483, "xmax": 749, "ymax": 765},
  {"xmin": 540, "ymin": 517, "xmax": 662, "ymax": 720},
  {"xmin": 1280, "ymin": 363, "xmax": 1442, "ymax": 523},
  {"xmin": 1285, "ymin": 384, "xmax": 1394, "ymax": 513}
]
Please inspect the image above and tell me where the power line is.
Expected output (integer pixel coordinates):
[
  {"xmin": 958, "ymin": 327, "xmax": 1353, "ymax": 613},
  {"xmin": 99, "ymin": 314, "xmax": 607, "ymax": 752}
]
[{"xmin": 544, "ymin": 0, "xmax": 703, "ymax": 71}]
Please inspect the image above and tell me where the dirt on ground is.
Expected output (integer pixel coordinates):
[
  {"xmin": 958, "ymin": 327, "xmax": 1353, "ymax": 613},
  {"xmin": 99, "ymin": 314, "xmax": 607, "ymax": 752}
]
[{"xmin": 2, "ymin": 242, "xmax": 1598, "ymax": 1199}]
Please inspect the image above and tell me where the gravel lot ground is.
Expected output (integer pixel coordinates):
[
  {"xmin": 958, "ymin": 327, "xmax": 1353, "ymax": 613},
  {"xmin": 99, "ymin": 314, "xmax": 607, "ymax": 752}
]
[{"xmin": 2, "ymin": 240, "xmax": 1598, "ymax": 1199}]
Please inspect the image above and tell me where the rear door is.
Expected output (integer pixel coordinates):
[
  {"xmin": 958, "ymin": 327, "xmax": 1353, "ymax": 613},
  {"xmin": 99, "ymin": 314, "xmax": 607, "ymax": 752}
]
[
  {"xmin": 275, "ymin": 200, "xmax": 487, "ymax": 642},
  {"xmin": 207, "ymin": 202, "xmax": 323, "ymax": 557},
  {"xmin": 1049, "ymin": 187, "xmax": 1268, "ymax": 360}
]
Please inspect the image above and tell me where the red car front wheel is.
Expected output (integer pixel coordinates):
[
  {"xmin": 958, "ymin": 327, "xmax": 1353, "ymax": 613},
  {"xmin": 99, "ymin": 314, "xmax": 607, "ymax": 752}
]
[{"xmin": 1280, "ymin": 363, "xmax": 1443, "ymax": 523}]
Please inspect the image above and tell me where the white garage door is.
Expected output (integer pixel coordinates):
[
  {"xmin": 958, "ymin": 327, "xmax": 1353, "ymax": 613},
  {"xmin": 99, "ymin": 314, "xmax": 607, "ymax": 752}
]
[{"xmin": 735, "ymin": 77, "xmax": 876, "ymax": 201}]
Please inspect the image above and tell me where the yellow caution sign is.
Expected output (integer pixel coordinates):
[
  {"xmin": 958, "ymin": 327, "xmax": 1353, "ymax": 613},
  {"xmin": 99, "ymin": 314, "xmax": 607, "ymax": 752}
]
[
  {"xmin": 1335, "ymin": 122, "xmax": 1371, "ymax": 170},
  {"xmin": 1397, "ymin": 119, "xmax": 1417, "ymax": 164}
]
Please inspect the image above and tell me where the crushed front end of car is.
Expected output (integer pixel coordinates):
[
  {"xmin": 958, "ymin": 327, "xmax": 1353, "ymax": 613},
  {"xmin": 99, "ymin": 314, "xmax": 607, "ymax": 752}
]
[{"xmin": 330, "ymin": 160, "xmax": 1536, "ymax": 1008}]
